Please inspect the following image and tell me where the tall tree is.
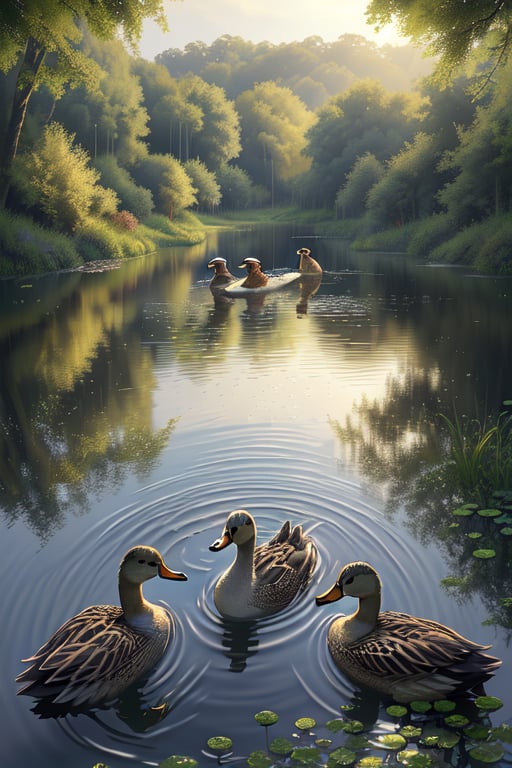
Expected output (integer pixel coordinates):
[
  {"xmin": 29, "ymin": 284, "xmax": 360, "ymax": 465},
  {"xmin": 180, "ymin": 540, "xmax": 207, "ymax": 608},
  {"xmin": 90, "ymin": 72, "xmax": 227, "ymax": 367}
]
[
  {"xmin": 0, "ymin": 0, "xmax": 167, "ymax": 205},
  {"xmin": 366, "ymin": 0, "xmax": 512, "ymax": 80}
]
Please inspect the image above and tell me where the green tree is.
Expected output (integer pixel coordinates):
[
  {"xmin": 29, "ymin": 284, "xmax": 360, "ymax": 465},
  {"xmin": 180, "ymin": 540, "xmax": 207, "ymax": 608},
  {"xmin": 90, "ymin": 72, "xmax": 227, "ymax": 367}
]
[
  {"xmin": 235, "ymin": 81, "xmax": 316, "ymax": 199},
  {"xmin": 216, "ymin": 163, "xmax": 253, "ymax": 210},
  {"xmin": 366, "ymin": 132, "xmax": 440, "ymax": 227},
  {"xmin": 129, "ymin": 153, "xmax": 196, "ymax": 218},
  {"xmin": 184, "ymin": 159, "xmax": 221, "ymax": 211},
  {"xmin": 0, "ymin": 0, "xmax": 166, "ymax": 205},
  {"xmin": 366, "ymin": 0, "xmax": 512, "ymax": 80},
  {"xmin": 336, "ymin": 153, "xmax": 384, "ymax": 219},
  {"xmin": 11, "ymin": 122, "xmax": 118, "ymax": 232},
  {"xmin": 302, "ymin": 79, "xmax": 423, "ymax": 206},
  {"xmin": 94, "ymin": 155, "xmax": 153, "ymax": 219}
]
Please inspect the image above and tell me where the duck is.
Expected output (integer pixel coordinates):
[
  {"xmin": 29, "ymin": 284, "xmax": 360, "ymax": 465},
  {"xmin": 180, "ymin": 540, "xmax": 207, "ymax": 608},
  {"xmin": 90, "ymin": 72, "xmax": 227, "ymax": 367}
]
[
  {"xmin": 316, "ymin": 561, "xmax": 501, "ymax": 703},
  {"xmin": 16, "ymin": 545, "xmax": 188, "ymax": 709},
  {"xmin": 209, "ymin": 509, "xmax": 317, "ymax": 620}
]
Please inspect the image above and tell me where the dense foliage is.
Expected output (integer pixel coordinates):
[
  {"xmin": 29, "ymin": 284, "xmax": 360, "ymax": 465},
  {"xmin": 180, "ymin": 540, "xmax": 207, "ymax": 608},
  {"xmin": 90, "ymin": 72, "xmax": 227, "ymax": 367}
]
[{"xmin": 3, "ymin": 1, "xmax": 512, "ymax": 275}]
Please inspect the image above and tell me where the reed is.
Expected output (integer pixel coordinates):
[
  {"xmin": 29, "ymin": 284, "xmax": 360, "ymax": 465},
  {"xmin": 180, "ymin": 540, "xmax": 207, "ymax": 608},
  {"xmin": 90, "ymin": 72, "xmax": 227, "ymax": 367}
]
[{"xmin": 439, "ymin": 403, "xmax": 512, "ymax": 502}]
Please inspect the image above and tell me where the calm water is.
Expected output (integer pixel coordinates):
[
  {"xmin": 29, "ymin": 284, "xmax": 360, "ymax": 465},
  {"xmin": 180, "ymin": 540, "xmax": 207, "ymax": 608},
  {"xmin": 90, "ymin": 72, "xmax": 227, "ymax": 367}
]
[{"xmin": 1, "ymin": 225, "xmax": 511, "ymax": 767}]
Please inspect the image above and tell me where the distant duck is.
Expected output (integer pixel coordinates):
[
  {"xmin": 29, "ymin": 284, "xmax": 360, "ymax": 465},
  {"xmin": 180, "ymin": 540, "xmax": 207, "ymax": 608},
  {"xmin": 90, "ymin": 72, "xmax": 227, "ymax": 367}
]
[
  {"xmin": 316, "ymin": 561, "xmax": 501, "ymax": 703},
  {"xmin": 209, "ymin": 510, "xmax": 317, "ymax": 620},
  {"xmin": 16, "ymin": 546, "xmax": 187, "ymax": 709}
]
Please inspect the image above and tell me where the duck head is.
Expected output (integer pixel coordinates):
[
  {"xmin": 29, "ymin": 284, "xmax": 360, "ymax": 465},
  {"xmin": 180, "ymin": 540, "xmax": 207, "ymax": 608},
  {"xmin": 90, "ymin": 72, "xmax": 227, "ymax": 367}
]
[
  {"xmin": 209, "ymin": 510, "xmax": 256, "ymax": 551},
  {"xmin": 120, "ymin": 545, "xmax": 188, "ymax": 584},
  {"xmin": 316, "ymin": 561, "xmax": 380, "ymax": 605}
]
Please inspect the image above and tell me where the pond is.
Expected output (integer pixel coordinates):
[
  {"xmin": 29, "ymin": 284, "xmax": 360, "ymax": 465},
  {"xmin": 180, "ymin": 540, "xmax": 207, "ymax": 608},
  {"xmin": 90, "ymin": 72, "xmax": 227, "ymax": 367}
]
[{"xmin": 1, "ymin": 224, "xmax": 511, "ymax": 768}]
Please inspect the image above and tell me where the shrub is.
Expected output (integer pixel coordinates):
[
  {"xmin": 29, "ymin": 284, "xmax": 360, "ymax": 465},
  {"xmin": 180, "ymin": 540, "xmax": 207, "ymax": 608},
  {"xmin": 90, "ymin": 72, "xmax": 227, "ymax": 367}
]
[
  {"xmin": 110, "ymin": 210, "xmax": 139, "ymax": 231},
  {"xmin": 94, "ymin": 155, "xmax": 154, "ymax": 219}
]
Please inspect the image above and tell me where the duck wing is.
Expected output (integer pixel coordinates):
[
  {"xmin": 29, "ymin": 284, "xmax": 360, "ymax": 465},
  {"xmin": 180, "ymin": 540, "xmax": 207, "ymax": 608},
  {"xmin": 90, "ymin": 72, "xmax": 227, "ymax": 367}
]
[{"xmin": 347, "ymin": 610, "xmax": 500, "ymax": 681}]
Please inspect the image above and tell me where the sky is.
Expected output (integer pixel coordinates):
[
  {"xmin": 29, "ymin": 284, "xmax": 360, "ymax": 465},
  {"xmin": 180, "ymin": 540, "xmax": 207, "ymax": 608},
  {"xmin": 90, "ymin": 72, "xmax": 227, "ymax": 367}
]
[{"xmin": 138, "ymin": 0, "xmax": 409, "ymax": 59}]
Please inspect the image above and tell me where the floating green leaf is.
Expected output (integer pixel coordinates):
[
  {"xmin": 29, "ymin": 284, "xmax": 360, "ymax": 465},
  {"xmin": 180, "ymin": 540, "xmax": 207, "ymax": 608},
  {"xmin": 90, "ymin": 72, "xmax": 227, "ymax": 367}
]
[
  {"xmin": 466, "ymin": 532, "xmax": 482, "ymax": 539},
  {"xmin": 419, "ymin": 736, "xmax": 439, "ymax": 747},
  {"xmin": 270, "ymin": 737, "xmax": 293, "ymax": 755},
  {"xmin": 315, "ymin": 738, "xmax": 333, "ymax": 748},
  {"xmin": 397, "ymin": 750, "xmax": 432, "ymax": 767},
  {"xmin": 491, "ymin": 723, "xmax": 512, "ymax": 743},
  {"xmin": 437, "ymin": 731, "xmax": 460, "ymax": 748},
  {"xmin": 499, "ymin": 527, "xmax": 512, "ymax": 536},
  {"xmin": 475, "ymin": 696, "xmax": 503, "ymax": 711},
  {"xmin": 433, "ymin": 700, "xmax": 456, "ymax": 713},
  {"xmin": 357, "ymin": 758, "xmax": 383, "ymax": 768},
  {"xmin": 326, "ymin": 719, "xmax": 348, "ymax": 733},
  {"xmin": 477, "ymin": 508, "xmax": 501, "ymax": 517},
  {"xmin": 386, "ymin": 705, "xmax": 408, "ymax": 718},
  {"xmin": 444, "ymin": 714, "xmax": 469, "ymax": 727},
  {"xmin": 468, "ymin": 743, "xmax": 505, "ymax": 763},
  {"xmin": 295, "ymin": 717, "xmax": 316, "ymax": 730},
  {"xmin": 291, "ymin": 746, "xmax": 321, "ymax": 764},
  {"xmin": 493, "ymin": 514, "xmax": 512, "ymax": 525},
  {"xmin": 452, "ymin": 507, "xmax": 474, "ymax": 516},
  {"xmin": 159, "ymin": 758, "xmax": 198, "ymax": 768},
  {"xmin": 346, "ymin": 735, "xmax": 371, "ymax": 750},
  {"xmin": 206, "ymin": 736, "xmax": 232, "ymax": 752},
  {"xmin": 410, "ymin": 700, "xmax": 432, "ymax": 714},
  {"xmin": 340, "ymin": 704, "xmax": 355, "ymax": 712},
  {"xmin": 400, "ymin": 725, "xmax": 422, "ymax": 739},
  {"xmin": 463, "ymin": 724, "xmax": 490, "ymax": 740},
  {"xmin": 342, "ymin": 719, "xmax": 364, "ymax": 733},
  {"xmin": 327, "ymin": 746, "xmax": 357, "ymax": 766},
  {"xmin": 247, "ymin": 750, "xmax": 273, "ymax": 768},
  {"xmin": 472, "ymin": 549, "xmax": 496, "ymax": 559},
  {"xmin": 376, "ymin": 734, "xmax": 407, "ymax": 750},
  {"xmin": 254, "ymin": 710, "xmax": 279, "ymax": 726}
]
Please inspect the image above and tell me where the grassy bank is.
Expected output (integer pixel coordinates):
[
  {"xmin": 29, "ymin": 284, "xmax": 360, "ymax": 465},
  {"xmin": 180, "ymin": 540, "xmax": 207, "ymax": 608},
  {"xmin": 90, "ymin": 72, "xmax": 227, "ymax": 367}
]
[{"xmin": 0, "ymin": 210, "xmax": 205, "ymax": 278}]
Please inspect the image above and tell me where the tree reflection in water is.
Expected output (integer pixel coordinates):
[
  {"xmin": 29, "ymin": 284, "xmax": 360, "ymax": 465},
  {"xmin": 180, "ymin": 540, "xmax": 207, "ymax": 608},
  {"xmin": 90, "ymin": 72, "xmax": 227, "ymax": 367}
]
[{"xmin": 329, "ymin": 372, "xmax": 512, "ymax": 635}]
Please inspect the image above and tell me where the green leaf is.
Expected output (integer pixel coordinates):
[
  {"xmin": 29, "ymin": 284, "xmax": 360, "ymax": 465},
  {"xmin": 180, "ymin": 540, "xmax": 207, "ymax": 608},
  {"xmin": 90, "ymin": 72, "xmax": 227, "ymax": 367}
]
[
  {"xmin": 397, "ymin": 750, "xmax": 432, "ymax": 767},
  {"xmin": 159, "ymin": 758, "xmax": 198, "ymax": 768},
  {"xmin": 254, "ymin": 710, "xmax": 279, "ymax": 726},
  {"xmin": 491, "ymin": 723, "xmax": 512, "ymax": 743},
  {"xmin": 206, "ymin": 736, "xmax": 232, "ymax": 752},
  {"xmin": 291, "ymin": 746, "xmax": 321, "ymax": 764},
  {"xmin": 437, "ymin": 732, "xmax": 460, "ymax": 748},
  {"xmin": 444, "ymin": 714, "xmax": 469, "ymax": 727},
  {"xmin": 472, "ymin": 548, "xmax": 496, "ymax": 559},
  {"xmin": 400, "ymin": 726, "xmax": 422, "ymax": 739},
  {"xmin": 341, "ymin": 719, "xmax": 365, "ymax": 733},
  {"xmin": 386, "ymin": 705, "xmax": 408, "ymax": 718},
  {"xmin": 466, "ymin": 532, "xmax": 482, "ymax": 539},
  {"xmin": 410, "ymin": 701, "xmax": 432, "ymax": 713},
  {"xmin": 463, "ymin": 724, "xmax": 490, "ymax": 740},
  {"xmin": 295, "ymin": 717, "xmax": 316, "ymax": 730},
  {"xmin": 357, "ymin": 758, "xmax": 383, "ymax": 768},
  {"xmin": 269, "ymin": 737, "xmax": 293, "ymax": 755},
  {"xmin": 499, "ymin": 526, "xmax": 512, "ymax": 536},
  {"xmin": 247, "ymin": 751, "xmax": 273, "ymax": 768},
  {"xmin": 477, "ymin": 508, "xmax": 501, "ymax": 517},
  {"xmin": 433, "ymin": 700, "xmax": 456, "ymax": 712},
  {"xmin": 376, "ymin": 734, "xmax": 407, "ymax": 750},
  {"xmin": 326, "ymin": 719, "xmax": 348, "ymax": 732},
  {"xmin": 475, "ymin": 696, "xmax": 503, "ymax": 711},
  {"xmin": 452, "ymin": 506, "xmax": 474, "ymax": 516},
  {"xmin": 327, "ymin": 746, "xmax": 357, "ymax": 766},
  {"xmin": 468, "ymin": 743, "xmax": 505, "ymax": 763}
]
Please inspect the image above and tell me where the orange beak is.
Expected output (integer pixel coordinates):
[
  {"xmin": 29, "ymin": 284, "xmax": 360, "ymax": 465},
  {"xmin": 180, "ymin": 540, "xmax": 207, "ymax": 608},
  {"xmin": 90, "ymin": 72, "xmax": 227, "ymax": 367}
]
[
  {"xmin": 209, "ymin": 531, "xmax": 232, "ymax": 552},
  {"xmin": 159, "ymin": 562, "xmax": 188, "ymax": 580},
  {"xmin": 315, "ymin": 583, "xmax": 343, "ymax": 606}
]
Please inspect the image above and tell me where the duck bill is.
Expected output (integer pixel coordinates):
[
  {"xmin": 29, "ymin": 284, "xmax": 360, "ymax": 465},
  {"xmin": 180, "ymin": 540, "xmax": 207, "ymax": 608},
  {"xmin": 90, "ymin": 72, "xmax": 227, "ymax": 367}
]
[
  {"xmin": 159, "ymin": 563, "xmax": 188, "ymax": 581},
  {"xmin": 209, "ymin": 532, "xmax": 231, "ymax": 552},
  {"xmin": 315, "ymin": 583, "xmax": 343, "ymax": 606}
]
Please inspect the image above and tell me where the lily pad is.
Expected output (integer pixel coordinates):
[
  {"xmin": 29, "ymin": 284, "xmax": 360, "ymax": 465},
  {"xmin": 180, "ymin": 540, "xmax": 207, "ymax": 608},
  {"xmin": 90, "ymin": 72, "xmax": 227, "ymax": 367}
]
[
  {"xmin": 346, "ymin": 735, "xmax": 371, "ymax": 750},
  {"xmin": 433, "ymin": 700, "xmax": 456, "ymax": 713},
  {"xmin": 468, "ymin": 743, "xmax": 505, "ymax": 763},
  {"xmin": 477, "ymin": 508, "xmax": 501, "ymax": 517},
  {"xmin": 472, "ymin": 548, "xmax": 496, "ymax": 559},
  {"xmin": 464, "ymin": 724, "xmax": 491, "ymax": 740},
  {"xmin": 159, "ymin": 758, "xmax": 198, "ymax": 768},
  {"xmin": 400, "ymin": 725, "xmax": 422, "ymax": 739},
  {"xmin": 254, "ymin": 710, "xmax": 279, "ymax": 726},
  {"xmin": 410, "ymin": 701, "xmax": 432, "ymax": 714},
  {"xmin": 326, "ymin": 719, "xmax": 348, "ymax": 733},
  {"xmin": 206, "ymin": 736, "xmax": 232, "ymax": 752},
  {"xmin": 357, "ymin": 758, "xmax": 383, "ymax": 768},
  {"xmin": 247, "ymin": 751, "xmax": 273, "ymax": 768},
  {"xmin": 437, "ymin": 732, "xmax": 460, "ymax": 748},
  {"xmin": 291, "ymin": 746, "xmax": 321, "ymax": 764},
  {"xmin": 475, "ymin": 696, "xmax": 503, "ymax": 711},
  {"xmin": 315, "ymin": 738, "xmax": 333, "ymax": 748},
  {"xmin": 491, "ymin": 723, "xmax": 512, "ymax": 743},
  {"xmin": 342, "ymin": 719, "xmax": 365, "ymax": 733},
  {"xmin": 444, "ymin": 714, "xmax": 469, "ymax": 727},
  {"xmin": 466, "ymin": 532, "xmax": 482, "ymax": 539},
  {"xmin": 376, "ymin": 734, "xmax": 407, "ymax": 750},
  {"xmin": 386, "ymin": 705, "xmax": 408, "ymax": 718},
  {"xmin": 499, "ymin": 527, "xmax": 512, "ymax": 536},
  {"xmin": 452, "ymin": 507, "xmax": 475, "ymax": 516},
  {"xmin": 327, "ymin": 746, "xmax": 357, "ymax": 766},
  {"xmin": 397, "ymin": 750, "xmax": 432, "ymax": 767},
  {"xmin": 270, "ymin": 737, "xmax": 293, "ymax": 755},
  {"xmin": 295, "ymin": 717, "xmax": 316, "ymax": 730}
]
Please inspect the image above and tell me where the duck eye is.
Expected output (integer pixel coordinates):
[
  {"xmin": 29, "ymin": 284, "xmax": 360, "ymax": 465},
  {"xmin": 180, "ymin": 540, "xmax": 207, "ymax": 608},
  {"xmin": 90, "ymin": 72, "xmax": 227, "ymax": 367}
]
[
  {"xmin": 138, "ymin": 559, "xmax": 146, "ymax": 564},
  {"xmin": 345, "ymin": 576, "xmax": 354, "ymax": 585},
  {"xmin": 148, "ymin": 561, "xmax": 158, "ymax": 567},
  {"xmin": 245, "ymin": 519, "xmax": 252, "ymax": 526},
  {"xmin": 230, "ymin": 526, "xmax": 238, "ymax": 535}
]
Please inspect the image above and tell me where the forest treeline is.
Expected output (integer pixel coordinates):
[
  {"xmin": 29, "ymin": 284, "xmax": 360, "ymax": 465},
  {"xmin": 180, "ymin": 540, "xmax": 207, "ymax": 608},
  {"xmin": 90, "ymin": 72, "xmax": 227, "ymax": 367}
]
[{"xmin": 1, "ymin": 3, "xmax": 512, "ymax": 275}]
